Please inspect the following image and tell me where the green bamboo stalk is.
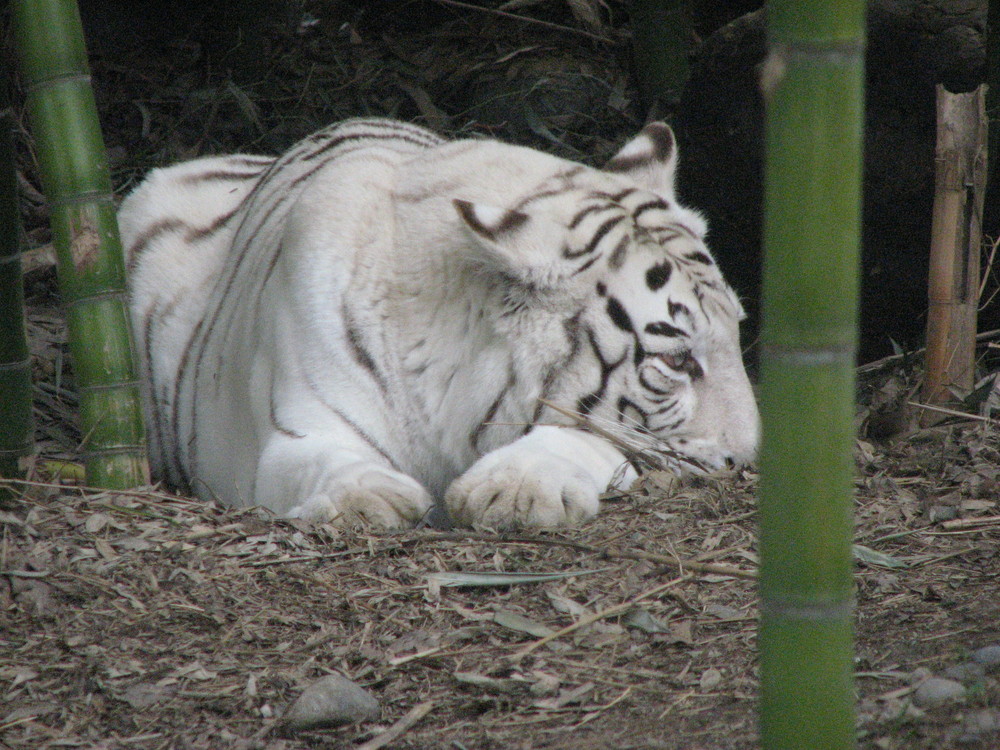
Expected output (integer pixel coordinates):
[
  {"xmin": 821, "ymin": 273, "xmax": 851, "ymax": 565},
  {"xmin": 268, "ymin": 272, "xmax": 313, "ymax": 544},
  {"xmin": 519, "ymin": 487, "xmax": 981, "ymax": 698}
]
[
  {"xmin": 627, "ymin": 0, "xmax": 692, "ymax": 111},
  {"xmin": 0, "ymin": 65, "xmax": 34, "ymax": 482},
  {"xmin": 757, "ymin": 3, "xmax": 865, "ymax": 749},
  {"xmin": 12, "ymin": 0, "xmax": 148, "ymax": 488}
]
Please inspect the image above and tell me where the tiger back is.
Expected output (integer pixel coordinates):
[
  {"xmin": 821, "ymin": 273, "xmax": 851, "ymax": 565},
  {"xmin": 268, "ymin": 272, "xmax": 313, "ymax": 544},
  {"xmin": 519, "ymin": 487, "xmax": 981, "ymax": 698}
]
[{"xmin": 120, "ymin": 118, "xmax": 759, "ymax": 528}]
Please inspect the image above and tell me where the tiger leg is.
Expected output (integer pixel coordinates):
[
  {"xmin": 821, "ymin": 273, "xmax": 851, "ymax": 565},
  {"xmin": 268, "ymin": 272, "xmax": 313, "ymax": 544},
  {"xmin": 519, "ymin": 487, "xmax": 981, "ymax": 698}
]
[
  {"xmin": 444, "ymin": 426, "xmax": 635, "ymax": 529},
  {"xmin": 253, "ymin": 433, "xmax": 435, "ymax": 527}
]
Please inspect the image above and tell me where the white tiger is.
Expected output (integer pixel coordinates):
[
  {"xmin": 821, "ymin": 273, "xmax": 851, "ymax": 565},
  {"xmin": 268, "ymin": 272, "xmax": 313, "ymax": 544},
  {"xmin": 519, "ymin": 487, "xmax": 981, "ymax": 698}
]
[{"xmin": 120, "ymin": 118, "xmax": 759, "ymax": 529}]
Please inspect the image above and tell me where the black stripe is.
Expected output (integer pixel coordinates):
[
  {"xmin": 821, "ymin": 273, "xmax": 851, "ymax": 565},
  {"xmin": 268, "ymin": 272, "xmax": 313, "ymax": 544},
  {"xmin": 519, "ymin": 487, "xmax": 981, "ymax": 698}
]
[
  {"xmin": 617, "ymin": 396, "xmax": 650, "ymax": 430},
  {"xmin": 684, "ymin": 251, "xmax": 713, "ymax": 265},
  {"xmin": 471, "ymin": 365, "xmax": 516, "ymax": 452},
  {"xmin": 300, "ymin": 370, "xmax": 403, "ymax": 472},
  {"xmin": 668, "ymin": 300, "xmax": 690, "ymax": 319},
  {"xmin": 568, "ymin": 203, "xmax": 614, "ymax": 229},
  {"xmin": 610, "ymin": 188, "xmax": 637, "ymax": 202},
  {"xmin": 141, "ymin": 305, "xmax": 170, "ymax": 483},
  {"xmin": 631, "ymin": 199, "xmax": 669, "ymax": 219},
  {"xmin": 171, "ymin": 317, "xmax": 204, "ymax": 489},
  {"xmin": 645, "ymin": 321, "xmax": 687, "ymax": 338},
  {"xmin": 302, "ymin": 130, "xmax": 438, "ymax": 164},
  {"xmin": 126, "ymin": 218, "xmax": 188, "ymax": 272},
  {"xmin": 179, "ymin": 168, "xmax": 270, "ymax": 185},
  {"xmin": 638, "ymin": 369, "xmax": 672, "ymax": 396},
  {"xmin": 608, "ymin": 233, "xmax": 630, "ymax": 270},
  {"xmin": 574, "ymin": 325, "xmax": 626, "ymax": 417},
  {"xmin": 342, "ymin": 304, "xmax": 389, "ymax": 393},
  {"xmin": 184, "ymin": 206, "xmax": 241, "ymax": 242},
  {"xmin": 563, "ymin": 214, "xmax": 624, "ymax": 259},
  {"xmin": 269, "ymin": 388, "xmax": 305, "ymax": 439},
  {"xmin": 645, "ymin": 261, "xmax": 672, "ymax": 291},
  {"xmin": 606, "ymin": 296, "xmax": 632, "ymax": 332},
  {"xmin": 571, "ymin": 254, "xmax": 601, "ymax": 276}
]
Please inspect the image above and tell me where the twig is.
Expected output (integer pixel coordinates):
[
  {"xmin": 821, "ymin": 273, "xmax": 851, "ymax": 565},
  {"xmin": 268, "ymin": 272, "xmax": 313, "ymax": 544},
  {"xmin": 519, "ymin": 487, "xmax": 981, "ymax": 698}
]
[
  {"xmin": 857, "ymin": 327, "xmax": 1000, "ymax": 374},
  {"xmin": 355, "ymin": 701, "xmax": 434, "ymax": 750},
  {"xmin": 941, "ymin": 514, "xmax": 1000, "ymax": 530},
  {"xmin": 905, "ymin": 400, "xmax": 995, "ymax": 424},
  {"xmin": 419, "ymin": 530, "xmax": 757, "ymax": 579},
  {"xmin": 429, "ymin": 0, "xmax": 616, "ymax": 44},
  {"xmin": 509, "ymin": 575, "xmax": 688, "ymax": 660}
]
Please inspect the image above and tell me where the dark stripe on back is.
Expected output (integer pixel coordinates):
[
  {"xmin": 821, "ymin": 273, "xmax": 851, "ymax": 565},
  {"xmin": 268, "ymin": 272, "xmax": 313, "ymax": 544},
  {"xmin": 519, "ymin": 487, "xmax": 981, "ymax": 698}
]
[
  {"xmin": 342, "ymin": 304, "xmax": 389, "ymax": 393},
  {"xmin": 179, "ymin": 168, "xmax": 270, "ymax": 185},
  {"xmin": 126, "ymin": 218, "xmax": 188, "ymax": 272}
]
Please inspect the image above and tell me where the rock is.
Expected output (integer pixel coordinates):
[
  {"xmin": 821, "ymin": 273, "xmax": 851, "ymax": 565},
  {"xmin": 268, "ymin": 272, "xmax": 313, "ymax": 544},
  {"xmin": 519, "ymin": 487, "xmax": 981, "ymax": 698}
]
[
  {"xmin": 971, "ymin": 645, "xmax": 1000, "ymax": 669},
  {"xmin": 912, "ymin": 677, "xmax": 966, "ymax": 707},
  {"xmin": 282, "ymin": 674, "xmax": 380, "ymax": 732},
  {"xmin": 960, "ymin": 709, "xmax": 1000, "ymax": 738},
  {"xmin": 943, "ymin": 662, "xmax": 986, "ymax": 684}
]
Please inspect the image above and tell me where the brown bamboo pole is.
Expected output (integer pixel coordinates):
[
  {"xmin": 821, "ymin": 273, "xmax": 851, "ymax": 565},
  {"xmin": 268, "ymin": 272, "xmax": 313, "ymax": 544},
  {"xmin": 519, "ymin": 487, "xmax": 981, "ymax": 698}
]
[{"xmin": 923, "ymin": 84, "xmax": 987, "ymax": 415}]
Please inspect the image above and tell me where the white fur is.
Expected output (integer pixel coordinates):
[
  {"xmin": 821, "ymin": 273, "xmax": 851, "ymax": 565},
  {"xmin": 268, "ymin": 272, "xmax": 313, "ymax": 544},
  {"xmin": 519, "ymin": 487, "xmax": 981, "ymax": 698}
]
[{"xmin": 120, "ymin": 119, "xmax": 759, "ymax": 529}]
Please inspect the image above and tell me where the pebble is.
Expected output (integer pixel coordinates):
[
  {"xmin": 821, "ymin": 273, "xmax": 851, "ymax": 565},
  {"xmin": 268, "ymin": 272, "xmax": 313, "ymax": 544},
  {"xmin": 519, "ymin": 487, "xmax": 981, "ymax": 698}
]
[
  {"xmin": 942, "ymin": 661, "xmax": 986, "ymax": 684},
  {"xmin": 971, "ymin": 645, "xmax": 1000, "ymax": 669},
  {"xmin": 912, "ymin": 677, "xmax": 966, "ymax": 708},
  {"xmin": 961, "ymin": 709, "xmax": 1000, "ymax": 737},
  {"xmin": 282, "ymin": 674, "xmax": 380, "ymax": 731}
]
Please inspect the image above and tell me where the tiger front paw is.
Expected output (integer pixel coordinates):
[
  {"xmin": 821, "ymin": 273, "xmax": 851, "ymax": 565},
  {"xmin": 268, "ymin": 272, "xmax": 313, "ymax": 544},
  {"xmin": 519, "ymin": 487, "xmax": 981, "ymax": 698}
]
[
  {"xmin": 285, "ymin": 464, "xmax": 435, "ymax": 529},
  {"xmin": 444, "ymin": 446, "xmax": 603, "ymax": 529}
]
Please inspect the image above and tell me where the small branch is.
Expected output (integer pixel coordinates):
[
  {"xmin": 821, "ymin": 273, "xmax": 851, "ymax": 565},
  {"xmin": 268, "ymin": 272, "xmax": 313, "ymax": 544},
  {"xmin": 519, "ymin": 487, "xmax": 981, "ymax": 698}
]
[
  {"xmin": 941, "ymin": 514, "xmax": 1000, "ymax": 530},
  {"xmin": 419, "ymin": 530, "xmax": 757, "ymax": 579},
  {"xmin": 906, "ymin": 400, "xmax": 995, "ymax": 424}
]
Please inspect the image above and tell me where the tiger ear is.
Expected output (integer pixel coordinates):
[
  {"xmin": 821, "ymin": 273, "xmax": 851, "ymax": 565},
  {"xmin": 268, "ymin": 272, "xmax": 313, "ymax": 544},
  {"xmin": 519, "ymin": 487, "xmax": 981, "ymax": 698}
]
[
  {"xmin": 453, "ymin": 199, "xmax": 567, "ymax": 288},
  {"xmin": 603, "ymin": 122, "xmax": 678, "ymax": 198}
]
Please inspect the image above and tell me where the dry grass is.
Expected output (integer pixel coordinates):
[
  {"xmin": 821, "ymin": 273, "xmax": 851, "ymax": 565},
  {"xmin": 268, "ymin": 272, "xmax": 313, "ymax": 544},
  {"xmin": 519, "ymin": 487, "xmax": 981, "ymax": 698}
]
[{"xmin": 3, "ymin": 371, "xmax": 999, "ymax": 748}]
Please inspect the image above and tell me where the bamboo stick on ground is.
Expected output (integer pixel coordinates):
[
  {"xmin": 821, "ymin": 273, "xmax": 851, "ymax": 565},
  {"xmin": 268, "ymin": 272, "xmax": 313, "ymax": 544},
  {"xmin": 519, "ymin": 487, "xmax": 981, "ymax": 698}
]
[{"xmin": 12, "ymin": 0, "xmax": 148, "ymax": 488}]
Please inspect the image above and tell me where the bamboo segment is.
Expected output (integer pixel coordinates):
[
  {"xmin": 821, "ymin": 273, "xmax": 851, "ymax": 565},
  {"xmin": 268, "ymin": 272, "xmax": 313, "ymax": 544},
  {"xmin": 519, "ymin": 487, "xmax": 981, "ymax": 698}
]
[
  {"xmin": 12, "ymin": 0, "xmax": 148, "ymax": 488},
  {"xmin": 923, "ymin": 85, "xmax": 987, "ymax": 411},
  {"xmin": 758, "ymin": 2, "xmax": 865, "ymax": 748},
  {"xmin": 0, "ymin": 72, "xmax": 34, "ymax": 481}
]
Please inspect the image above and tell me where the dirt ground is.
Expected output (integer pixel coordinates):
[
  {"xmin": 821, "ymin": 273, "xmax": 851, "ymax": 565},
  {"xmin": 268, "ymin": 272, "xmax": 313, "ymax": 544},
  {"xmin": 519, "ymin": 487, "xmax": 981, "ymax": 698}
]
[{"xmin": 3, "ymin": 2, "xmax": 1000, "ymax": 748}]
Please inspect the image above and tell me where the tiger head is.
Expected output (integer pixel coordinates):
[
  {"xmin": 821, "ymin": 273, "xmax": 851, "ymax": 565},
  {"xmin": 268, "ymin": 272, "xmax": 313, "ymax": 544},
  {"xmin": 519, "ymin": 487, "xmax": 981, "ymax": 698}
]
[{"xmin": 454, "ymin": 122, "xmax": 759, "ymax": 474}]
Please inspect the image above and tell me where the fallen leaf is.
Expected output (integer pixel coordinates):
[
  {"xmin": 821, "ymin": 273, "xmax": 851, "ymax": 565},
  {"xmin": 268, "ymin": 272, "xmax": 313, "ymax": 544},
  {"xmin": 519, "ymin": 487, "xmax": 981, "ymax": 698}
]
[{"xmin": 492, "ymin": 610, "xmax": 555, "ymax": 638}]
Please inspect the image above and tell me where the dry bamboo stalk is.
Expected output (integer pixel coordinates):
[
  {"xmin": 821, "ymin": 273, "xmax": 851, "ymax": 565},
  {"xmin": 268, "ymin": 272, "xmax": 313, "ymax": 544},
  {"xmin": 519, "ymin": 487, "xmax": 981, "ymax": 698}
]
[{"xmin": 923, "ymin": 84, "xmax": 987, "ymax": 416}]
